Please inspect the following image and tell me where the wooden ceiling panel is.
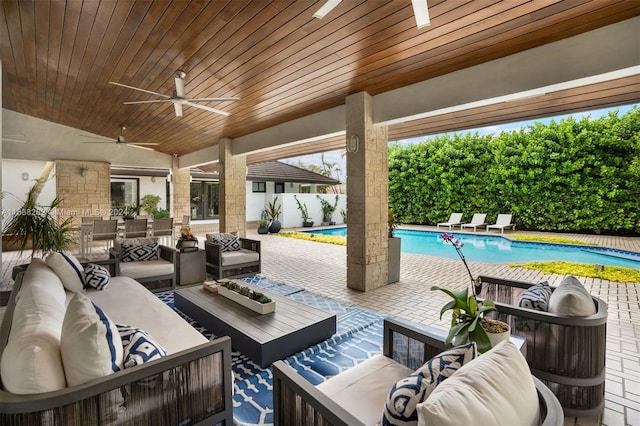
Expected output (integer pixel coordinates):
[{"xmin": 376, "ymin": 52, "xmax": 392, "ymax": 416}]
[{"xmin": 1, "ymin": 0, "xmax": 638, "ymax": 158}]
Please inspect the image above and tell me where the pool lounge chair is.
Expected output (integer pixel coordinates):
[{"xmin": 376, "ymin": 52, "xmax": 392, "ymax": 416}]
[
  {"xmin": 487, "ymin": 214, "xmax": 516, "ymax": 233},
  {"xmin": 460, "ymin": 213, "xmax": 487, "ymax": 231},
  {"xmin": 436, "ymin": 212, "xmax": 463, "ymax": 230}
]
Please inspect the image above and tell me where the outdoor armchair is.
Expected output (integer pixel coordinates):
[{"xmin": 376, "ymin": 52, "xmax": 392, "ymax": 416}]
[
  {"xmin": 205, "ymin": 233, "xmax": 261, "ymax": 279},
  {"xmin": 110, "ymin": 237, "xmax": 176, "ymax": 292}
]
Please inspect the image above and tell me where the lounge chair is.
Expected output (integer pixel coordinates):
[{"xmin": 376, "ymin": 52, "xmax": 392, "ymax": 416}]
[
  {"xmin": 487, "ymin": 214, "xmax": 515, "ymax": 233},
  {"xmin": 460, "ymin": 213, "xmax": 487, "ymax": 231},
  {"xmin": 436, "ymin": 212, "xmax": 463, "ymax": 230}
]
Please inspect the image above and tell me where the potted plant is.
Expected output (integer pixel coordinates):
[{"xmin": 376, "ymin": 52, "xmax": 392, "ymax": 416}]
[
  {"xmin": 294, "ymin": 195, "xmax": 313, "ymax": 227},
  {"xmin": 431, "ymin": 233, "xmax": 509, "ymax": 353},
  {"xmin": 388, "ymin": 208, "xmax": 401, "ymax": 283},
  {"xmin": 123, "ymin": 204, "xmax": 140, "ymax": 219},
  {"xmin": 3, "ymin": 178, "xmax": 75, "ymax": 278},
  {"xmin": 264, "ymin": 196, "xmax": 282, "ymax": 233},
  {"xmin": 317, "ymin": 194, "xmax": 339, "ymax": 225},
  {"xmin": 140, "ymin": 194, "xmax": 162, "ymax": 216},
  {"xmin": 176, "ymin": 226, "xmax": 198, "ymax": 251},
  {"xmin": 257, "ymin": 218, "xmax": 269, "ymax": 234}
]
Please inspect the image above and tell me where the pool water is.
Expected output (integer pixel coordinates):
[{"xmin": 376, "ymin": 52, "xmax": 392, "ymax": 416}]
[{"xmin": 304, "ymin": 227, "xmax": 640, "ymax": 270}]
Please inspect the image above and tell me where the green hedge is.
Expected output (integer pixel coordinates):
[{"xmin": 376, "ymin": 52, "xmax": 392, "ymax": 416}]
[{"xmin": 388, "ymin": 107, "xmax": 640, "ymax": 234}]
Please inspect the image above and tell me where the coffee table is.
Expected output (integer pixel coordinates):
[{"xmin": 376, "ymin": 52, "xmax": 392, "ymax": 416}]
[{"xmin": 174, "ymin": 284, "xmax": 337, "ymax": 368}]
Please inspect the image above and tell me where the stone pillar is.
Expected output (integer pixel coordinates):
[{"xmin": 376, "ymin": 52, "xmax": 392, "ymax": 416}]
[
  {"xmin": 346, "ymin": 92, "xmax": 389, "ymax": 291},
  {"xmin": 219, "ymin": 138, "xmax": 247, "ymax": 237},
  {"xmin": 55, "ymin": 160, "xmax": 111, "ymax": 224},
  {"xmin": 170, "ymin": 156, "xmax": 191, "ymax": 226}
]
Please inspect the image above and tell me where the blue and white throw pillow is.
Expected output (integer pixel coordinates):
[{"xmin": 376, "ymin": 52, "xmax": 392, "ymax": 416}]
[
  {"xmin": 116, "ymin": 324, "xmax": 167, "ymax": 368},
  {"xmin": 382, "ymin": 342, "xmax": 478, "ymax": 425},
  {"xmin": 209, "ymin": 232, "xmax": 240, "ymax": 252},
  {"xmin": 84, "ymin": 263, "xmax": 111, "ymax": 290},
  {"xmin": 121, "ymin": 243, "xmax": 159, "ymax": 262},
  {"xmin": 518, "ymin": 281, "xmax": 552, "ymax": 311},
  {"xmin": 45, "ymin": 252, "xmax": 86, "ymax": 292}
]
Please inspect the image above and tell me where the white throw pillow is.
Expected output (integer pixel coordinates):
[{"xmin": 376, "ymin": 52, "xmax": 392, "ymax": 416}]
[
  {"xmin": 416, "ymin": 340, "xmax": 539, "ymax": 426},
  {"xmin": 60, "ymin": 292, "xmax": 123, "ymax": 386},
  {"xmin": 548, "ymin": 275, "xmax": 596, "ymax": 316},
  {"xmin": 46, "ymin": 251, "xmax": 86, "ymax": 292}
]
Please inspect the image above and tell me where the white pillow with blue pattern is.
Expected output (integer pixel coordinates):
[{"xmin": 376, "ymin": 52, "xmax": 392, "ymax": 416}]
[
  {"xmin": 517, "ymin": 281, "xmax": 552, "ymax": 311},
  {"xmin": 381, "ymin": 342, "xmax": 478, "ymax": 425},
  {"xmin": 116, "ymin": 324, "xmax": 167, "ymax": 368},
  {"xmin": 84, "ymin": 263, "xmax": 111, "ymax": 290},
  {"xmin": 45, "ymin": 252, "xmax": 86, "ymax": 292},
  {"xmin": 121, "ymin": 243, "xmax": 159, "ymax": 262}
]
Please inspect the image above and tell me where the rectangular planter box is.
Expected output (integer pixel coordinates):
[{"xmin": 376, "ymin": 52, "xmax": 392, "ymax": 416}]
[{"xmin": 218, "ymin": 285, "xmax": 276, "ymax": 314}]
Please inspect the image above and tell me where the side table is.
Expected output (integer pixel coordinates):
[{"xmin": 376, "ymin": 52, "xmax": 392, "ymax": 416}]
[{"xmin": 176, "ymin": 249, "xmax": 206, "ymax": 286}]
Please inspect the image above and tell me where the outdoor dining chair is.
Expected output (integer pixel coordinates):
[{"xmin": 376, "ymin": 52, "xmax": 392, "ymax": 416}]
[
  {"xmin": 151, "ymin": 217, "xmax": 174, "ymax": 246},
  {"xmin": 124, "ymin": 218, "xmax": 149, "ymax": 238},
  {"xmin": 90, "ymin": 219, "xmax": 118, "ymax": 253}
]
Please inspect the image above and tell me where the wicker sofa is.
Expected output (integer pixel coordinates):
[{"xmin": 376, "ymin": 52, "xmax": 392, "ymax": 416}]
[
  {"xmin": 204, "ymin": 234, "xmax": 261, "ymax": 280},
  {"xmin": 477, "ymin": 275, "xmax": 608, "ymax": 417},
  {"xmin": 273, "ymin": 317, "xmax": 564, "ymax": 426},
  {"xmin": 0, "ymin": 259, "xmax": 233, "ymax": 425}
]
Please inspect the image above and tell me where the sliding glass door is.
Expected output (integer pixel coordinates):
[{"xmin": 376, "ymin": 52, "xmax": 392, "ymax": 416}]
[{"xmin": 190, "ymin": 181, "xmax": 219, "ymax": 220}]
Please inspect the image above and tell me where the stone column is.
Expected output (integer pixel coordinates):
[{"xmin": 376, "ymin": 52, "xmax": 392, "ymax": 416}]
[
  {"xmin": 55, "ymin": 160, "xmax": 111, "ymax": 223},
  {"xmin": 170, "ymin": 156, "xmax": 191, "ymax": 226},
  {"xmin": 219, "ymin": 138, "xmax": 247, "ymax": 237},
  {"xmin": 346, "ymin": 92, "xmax": 389, "ymax": 291}
]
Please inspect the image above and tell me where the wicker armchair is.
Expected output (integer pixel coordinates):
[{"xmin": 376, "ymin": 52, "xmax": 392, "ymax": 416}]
[
  {"xmin": 205, "ymin": 237, "xmax": 261, "ymax": 279},
  {"xmin": 477, "ymin": 275, "xmax": 608, "ymax": 417}
]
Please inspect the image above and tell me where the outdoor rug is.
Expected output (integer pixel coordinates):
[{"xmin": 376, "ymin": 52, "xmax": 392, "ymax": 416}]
[{"xmin": 157, "ymin": 275, "xmax": 386, "ymax": 426}]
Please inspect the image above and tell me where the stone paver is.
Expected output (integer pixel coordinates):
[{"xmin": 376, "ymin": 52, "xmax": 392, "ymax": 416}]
[{"xmin": 1, "ymin": 226, "xmax": 639, "ymax": 425}]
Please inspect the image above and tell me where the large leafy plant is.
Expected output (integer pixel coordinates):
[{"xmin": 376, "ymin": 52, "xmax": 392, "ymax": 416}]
[{"xmin": 264, "ymin": 196, "xmax": 282, "ymax": 223}]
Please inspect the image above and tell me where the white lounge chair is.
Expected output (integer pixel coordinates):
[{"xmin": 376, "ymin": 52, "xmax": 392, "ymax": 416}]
[
  {"xmin": 460, "ymin": 213, "xmax": 487, "ymax": 231},
  {"xmin": 436, "ymin": 212, "xmax": 463, "ymax": 230},
  {"xmin": 487, "ymin": 214, "xmax": 516, "ymax": 233}
]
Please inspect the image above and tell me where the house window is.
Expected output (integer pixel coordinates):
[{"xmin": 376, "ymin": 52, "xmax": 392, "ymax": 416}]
[
  {"xmin": 275, "ymin": 182, "xmax": 285, "ymax": 193},
  {"xmin": 252, "ymin": 182, "xmax": 266, "ymax": 193},
  {"xmin": 110, "ymin": 178, "xmax": 139, "ymax": 209}
]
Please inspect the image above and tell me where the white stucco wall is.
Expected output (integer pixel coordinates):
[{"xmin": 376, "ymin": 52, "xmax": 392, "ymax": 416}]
[
  {"xmin": 2, "ymin": 159, "xmax": 57, "ymax": 227},
  {"xmin": 138, "ymin": 176, "xmax": 168, "ymax": 212}
]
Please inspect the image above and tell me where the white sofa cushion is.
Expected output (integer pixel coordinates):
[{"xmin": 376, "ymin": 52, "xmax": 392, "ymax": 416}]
[
  {"xmin": 118, "ymin": 259, "xmax": 174, "ymax": 280},
  {"xmin": 548, "ymin": 275, "xmax": 597, "ymax": 316},
  {"xmin": 317, "ymin": 354, "xmax": 413, "ymax": 425},
  {"xmin": 0, "ymin": 259, "xmax": 67, "ymax": 394},
  {"xmin": 46, "ymin": 252, "xmax": 86, "ymax": 292},
  {"xmin": 61, "ymin": 292, "xmax": 123, "ymax": 386},
  {"xmin": 87, "ymin": 277, "xmax": 207, "ymax": 354},
  {"xmin": 221, "ymin": 249, "xmax": 260, "ymax": 266},
  {"xmin": 416, "ymin": 340, "xmax": 539, "ymax": 426}
]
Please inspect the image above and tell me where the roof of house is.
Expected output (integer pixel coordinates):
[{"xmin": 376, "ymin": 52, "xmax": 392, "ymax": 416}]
[{"xmin": 111, "ymin": 161, "xmax": 339, "ymax": 185}]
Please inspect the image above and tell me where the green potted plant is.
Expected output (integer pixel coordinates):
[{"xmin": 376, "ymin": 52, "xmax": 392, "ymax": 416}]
[
  {"xmin": 257, "ymin": 218, "xmax": 269, "ymax": 234},
  {"xmin": 123, "ymin": 204, "xmax": 140, "ymax": 219},
  {"xmin": 317, "ymin": 194, "xmax": 338, "ymax": 225},
  {"xmin": 264, "ymin": 196, "xmax": 282, "ymax": 233},
  {"xmin": 3, "ymin": 178, "xmax": 75, "ymax": 278},
  {"xmin": 294, "ymin": 195, "xmax": 313, "ymax": 227},
  {"xmin": 140, "ymin": 194, "xmax": 162, "ymax": 216},
  {"xmin": 431, "ymin": 233, "xmax": 509, "ymax": 353}
]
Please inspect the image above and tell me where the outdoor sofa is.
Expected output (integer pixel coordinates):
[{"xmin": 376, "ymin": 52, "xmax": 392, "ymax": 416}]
[
  {"xmin": 478, "ymin": 275, "xmax": 608, "ymax": 417},
  {"xmin": 0, "ymin": 257, "xmax": 233, "ymax": 425},
  {"xmin": 204, "ymin": 233, "xmax": 261, "ymax": 280},
  {"xmin": 273, "ymin": 317, "xmax": 563, "ymax": 426}
]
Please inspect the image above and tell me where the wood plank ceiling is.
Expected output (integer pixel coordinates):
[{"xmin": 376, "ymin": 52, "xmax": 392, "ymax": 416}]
[{"xmin": 2, "ymin": 0, "xmax": 639, "ymax": 162}]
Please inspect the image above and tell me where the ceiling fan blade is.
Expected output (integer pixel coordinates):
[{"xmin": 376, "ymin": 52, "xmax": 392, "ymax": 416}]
[
  {"xmin": 186, "ymin": 97, "xmax": 240, "ymax": 102},
  {"xmin": 128, "ymin": 142, "xmax": 159, "ymax": 146},
  {"xmin": 174, "ymin": 102, "xmax": 183, "ymax": 117},
  {"xmin": 2, "ymin": 137, "xmax": 27, "ymax": 143},
  {"xmin": 109, "ymin": 81, "xmax": 170, "ymax": 98},
  {"xmin": 124, "ymin": 99, "xmax": 174, "ymax": 105},
  {"xmin": 128, "ymin": 144, "xmax": 156, "ymax": 151},
  {"xmin": 175, "ymin": 76, "xmax": 185, "ymax": 97},
  {"xmin": 82, "ymin": 141, "xmax": 115, "ymax": 144},
  {"xmin": 185, "ymin": 101, "xmax": 230, "ymax": 116},
  {"xmin": 411, "ymin": 0, "xmax": 430, "ymax": 28}
]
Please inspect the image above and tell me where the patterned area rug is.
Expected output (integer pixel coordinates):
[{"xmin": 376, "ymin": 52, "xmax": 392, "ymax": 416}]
[{"xmin": 157, "ymin": 275, "xmax": 385, "ymax": 426}]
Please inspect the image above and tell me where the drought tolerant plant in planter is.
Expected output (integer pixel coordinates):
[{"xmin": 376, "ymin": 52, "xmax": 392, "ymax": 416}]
[
  {"xmin": 218, "ymin": 280, "xmax": 275, "ymax": 314},
  {"xmin": 257, "ymin": 219, "xmax": 269, "ymax": 234},
  {"xmin": 294, "ymin": 195, "xmax": 314, "ymax": 227},
  {"xmin": 317, "ymin": 194, "xmax": 338, "ymax": 225},
  {"xmin": 431, "ymin": 232, "xmax": 509, "ymax": 353},
  {"xmin": 265, "ymin": 196, "xmax": 282, "ymax": 233}
]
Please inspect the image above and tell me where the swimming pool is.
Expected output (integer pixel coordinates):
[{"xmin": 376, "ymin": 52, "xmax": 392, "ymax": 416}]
[{"xmin": 304, "ymin": 227, "xmax": 640, "ymax": 270}]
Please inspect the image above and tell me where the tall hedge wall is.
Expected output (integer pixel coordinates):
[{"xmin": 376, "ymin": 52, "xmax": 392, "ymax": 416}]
[{"xmin": 388, "ymin": 107, "xmax": 640, "ymax": 235}]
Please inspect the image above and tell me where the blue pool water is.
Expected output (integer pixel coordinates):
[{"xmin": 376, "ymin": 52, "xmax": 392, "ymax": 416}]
[{"xmin": 304, "ymin": 227, "xmax": 640, "ymax": 270}]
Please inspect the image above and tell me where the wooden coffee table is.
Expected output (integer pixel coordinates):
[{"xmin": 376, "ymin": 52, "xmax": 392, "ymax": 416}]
[{"xmin": 174, "ymin": 284, "xmax": 337, "ymax": 368}]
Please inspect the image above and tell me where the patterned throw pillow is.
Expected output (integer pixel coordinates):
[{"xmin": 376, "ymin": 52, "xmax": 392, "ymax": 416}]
[
  {"xmin": 45, "ymin": 252, "xmax": 86, "ymax": 292},
  {"xmin": 84, "ymin": 263, "xmax": 111, "ymax": 290},
  {"xmin": 121, "ymin": 243, "xmax": 159, "ymax": 262},
  {"xmin": 116, "ymin": 324, "xmax": 167, "ymax": 368},
  {"xmin": 208, "ymin": 232, "xmax": 241, "ymax": 252},
  {"xmin": 381, "ymin": 342, "xmax": 478, "ymax": 426},
  {"xmin": 518, "ymin": 281, "xmax": 552, "ymax": 311}
]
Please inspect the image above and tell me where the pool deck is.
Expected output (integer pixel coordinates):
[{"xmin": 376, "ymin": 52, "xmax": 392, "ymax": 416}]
[{"xmin": 1, "ymin": 226, "xmax": 639, "ymax": 425}]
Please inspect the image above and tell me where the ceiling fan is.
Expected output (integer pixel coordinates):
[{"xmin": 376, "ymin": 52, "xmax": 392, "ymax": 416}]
[
  {"xmin": 82, "ymin": 126, "xmax": 158, "ymax": 151},
  {"xmin": 109, "ymin": 70, "xmax": 239, "ymax": 117},
  {"xmin": 2, "ymin": 134, "xmax": 28, "ymax": 144},
  {"xmin": 314, "ymin": 0, "xmax": 430, "ymax": 28}
]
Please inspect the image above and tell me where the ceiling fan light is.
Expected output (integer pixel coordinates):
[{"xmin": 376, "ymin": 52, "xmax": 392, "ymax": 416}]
[
  {"xmin": 313, "ymin": 0, "xmax": 342, "ymax": 19},
  {"xmin": 411, "ymin": 0, "xmax": 430, "ymax": 29}
]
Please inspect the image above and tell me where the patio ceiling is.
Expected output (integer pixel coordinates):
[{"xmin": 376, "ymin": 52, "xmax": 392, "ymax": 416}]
[{"xmin": 1, "ymin": 1, "xmax": 639, "ymax": 167}]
